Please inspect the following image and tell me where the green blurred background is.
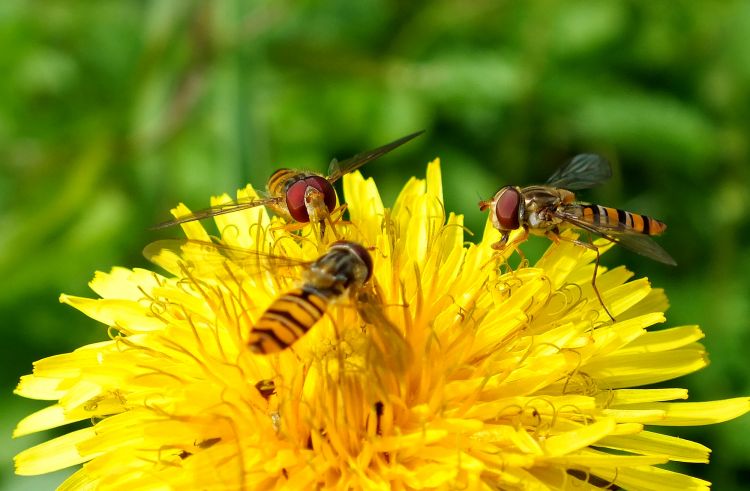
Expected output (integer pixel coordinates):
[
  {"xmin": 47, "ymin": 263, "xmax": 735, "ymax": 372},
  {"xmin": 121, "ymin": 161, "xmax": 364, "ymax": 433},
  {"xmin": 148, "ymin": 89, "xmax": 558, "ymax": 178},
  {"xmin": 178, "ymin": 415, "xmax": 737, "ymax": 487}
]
[{"xmin": 2, "ymin": 1, "xmax": 749, "ymax": 489}]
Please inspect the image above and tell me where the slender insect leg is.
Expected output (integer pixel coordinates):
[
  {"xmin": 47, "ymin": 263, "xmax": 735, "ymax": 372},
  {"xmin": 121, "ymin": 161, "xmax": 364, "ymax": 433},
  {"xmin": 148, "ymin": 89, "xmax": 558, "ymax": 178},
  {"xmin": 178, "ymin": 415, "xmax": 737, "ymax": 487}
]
[
  {"xmin": 493, "ymin": 229, "xmax": 529, "ymax": 268},
  {"xmin": 319, "ymin": 219, "xmax": 328, "ymax": 240},
  {"xmin": 329, "ymin": 204, "xmax": 354, "ymax": 234},
  {"xmin": 545, "ymin": 230, "xmax": 615, "ymax": 322},
  {"xmin": 331, "ymin": 203, "xmax": 348, "ymax": 218},
  {"xmin": 319, "ymin": 204, "xmax": 352, "ymax": 241},
  {"xmin": 323, "ymin": 216, "xmax": 341, "ymax": 240},
  {"xmin": 272, "ymin": 221, "xmax": 309, "ymax": 233}
]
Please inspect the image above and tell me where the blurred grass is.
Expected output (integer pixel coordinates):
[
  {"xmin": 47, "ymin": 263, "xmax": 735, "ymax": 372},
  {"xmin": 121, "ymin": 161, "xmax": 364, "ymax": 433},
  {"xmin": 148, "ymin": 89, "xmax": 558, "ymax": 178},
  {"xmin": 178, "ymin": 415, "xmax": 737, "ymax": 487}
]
[{"xmin": 2, "ymin": 1, "xmax": 749, "ymax": 489}]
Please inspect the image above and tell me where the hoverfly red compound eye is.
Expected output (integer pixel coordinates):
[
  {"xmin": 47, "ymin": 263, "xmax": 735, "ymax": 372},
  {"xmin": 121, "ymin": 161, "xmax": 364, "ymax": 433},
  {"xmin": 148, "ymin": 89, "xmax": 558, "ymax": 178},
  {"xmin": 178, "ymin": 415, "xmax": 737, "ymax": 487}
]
[
  {"xmin": 495, "ymin": 186, "xmax": 521, "ymax": 231},
  {"xmin": 285, "ymin": 176, "xmax": 337, "ymax": 222}
]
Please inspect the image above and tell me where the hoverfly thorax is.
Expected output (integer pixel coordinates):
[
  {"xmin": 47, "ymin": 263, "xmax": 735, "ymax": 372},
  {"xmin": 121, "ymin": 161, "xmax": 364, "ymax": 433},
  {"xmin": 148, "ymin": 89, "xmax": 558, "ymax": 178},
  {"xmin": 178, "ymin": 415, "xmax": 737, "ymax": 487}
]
[
  {"xmin": 335, "ymin": 241, "xmax": 374, "ymax": 284},
  {"xmin": 305, "ymin": 241, "xmax": 374, "ymax": 292}
]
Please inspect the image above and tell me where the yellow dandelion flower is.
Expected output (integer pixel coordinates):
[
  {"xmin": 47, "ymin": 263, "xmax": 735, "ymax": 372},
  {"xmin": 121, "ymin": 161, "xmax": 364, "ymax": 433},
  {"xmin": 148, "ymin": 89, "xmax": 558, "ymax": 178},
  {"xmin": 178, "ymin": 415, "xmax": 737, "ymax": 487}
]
[{"xmin": 14, "ymin": 160, "xmax": 750, "ymax": 490}]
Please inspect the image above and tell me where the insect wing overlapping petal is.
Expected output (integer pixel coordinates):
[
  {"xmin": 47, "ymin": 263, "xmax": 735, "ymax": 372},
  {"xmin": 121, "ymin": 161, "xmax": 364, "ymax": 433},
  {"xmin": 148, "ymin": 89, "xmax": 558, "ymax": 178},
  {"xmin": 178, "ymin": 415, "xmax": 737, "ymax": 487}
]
[
  {"xmin": 151, "ymin": 196, "xmax": 283, "ymax": 230},
  {"xmin": 356, "ymin": 289, "xmax": 412, "ymax": 376},
  {"xmin": 545, "ymin": 153, "xmax": 612, "ymax": 190},
  {"xmin": 144, "ymin": 239, "xmax": 309, "ymax": 281},
  {"xmin": 553, "ymin": 209, "xmax": 677, "ymax": 265},
  {"xmin": 326, "ymin": 130, "xmax": 424, "ymax": 183}
]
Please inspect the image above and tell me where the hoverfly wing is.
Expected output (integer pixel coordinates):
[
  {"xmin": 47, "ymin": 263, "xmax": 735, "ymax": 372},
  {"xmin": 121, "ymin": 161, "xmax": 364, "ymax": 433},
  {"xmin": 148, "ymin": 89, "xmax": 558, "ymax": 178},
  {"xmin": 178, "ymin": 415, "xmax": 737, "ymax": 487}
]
[
  {"xmin": 606, "ymin": 231, "xmax": 676, "ymax": 266},
  {"xmin": 545, "ymin": 154, "xmax": 612, "ymax": 191},
  {"xmin": 144, "ymin": 239, "xmax": 309, "ymax": 279},
  {"xmin": 553, "ymin": 210, "xmax": 676, "ymax": 266},
  {"xmin": 150, "ymin": 196, "xmax": 284, "ymax": 230},
  {"xmin": 356, "ymin": 289, "xmax": 412, "ymax": 375},
  {"xmin": 326, "ymin": 130, "xmax": 424, "ymax": 183},
  {"xmin": 144, "ymin": 239, "xmax": 226, "ymax": 277}
]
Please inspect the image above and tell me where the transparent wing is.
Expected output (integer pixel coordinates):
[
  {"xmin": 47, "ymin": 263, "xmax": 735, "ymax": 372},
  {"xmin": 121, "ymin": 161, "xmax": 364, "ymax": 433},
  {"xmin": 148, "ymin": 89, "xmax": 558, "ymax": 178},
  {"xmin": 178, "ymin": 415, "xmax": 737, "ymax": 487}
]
[
  {"xmin": 326, "ymin": 130, "xmax": 424, "ymax": 183},
  {"xmin": 151, "ymin": 196, "xmax": 283, "ymax": 230},
  {"xmin": 143, "ymin": 239, "xmax": 309, "ymax": 278},
  {"xmin": 356, "ymin": 289, "xmax": 412, "ymax": 375},
  {"xmin": 554, "ymin": 209, "xmax": 676, "ymax": 266},
  {"xmin": 545, "ymin": 154, "xmax": 612, "ymax": 190}
]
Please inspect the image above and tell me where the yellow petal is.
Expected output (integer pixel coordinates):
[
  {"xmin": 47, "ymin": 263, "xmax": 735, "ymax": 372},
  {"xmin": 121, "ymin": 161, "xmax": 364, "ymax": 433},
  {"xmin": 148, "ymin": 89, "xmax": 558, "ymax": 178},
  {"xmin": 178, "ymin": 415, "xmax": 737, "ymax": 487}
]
[
  {"xmin": 88, "ymin": 267, "xmax": 162, "ymax": 301},
  {"xmin": 543, "ymin": 419, "xmax": 616, "ymax": 456},
  {"xmin": 60, "ymin": 295, "xmax": 163, "ymax": 333},
  {"xmin": 15, "ymin": 374, "xmax": 66, "ymax": 400},
  {"xmin": 618, "ymin": 325, "xmax": 704, "ymax": 355},
  {"xmin": 171, "ymin": 204, "xmax": 211, "ymax": 241},
  {"xmin": 15, "ymin": 428, "xmax": 96, "ymax": 475},
  {"xmin": 597, "ymin": 431, "xmax": 710, "ymax": 463},
  {"xmin": 599, "ymin": 388, "xmax": 689, "ymax": 406},
  {"xmin": 598, "ymin": 464, "xmax": 711, "ymax": 491},
  {"xmin": 14, "ymin": 405, "xmax": 75, "ymax": 437},
  {"xmin": 628, "ymin": 398, "xmax": 750, "ymax": 426},
  {"xmin": 584, "ymin": 348, "xmax": 707, "ymax": 388}
]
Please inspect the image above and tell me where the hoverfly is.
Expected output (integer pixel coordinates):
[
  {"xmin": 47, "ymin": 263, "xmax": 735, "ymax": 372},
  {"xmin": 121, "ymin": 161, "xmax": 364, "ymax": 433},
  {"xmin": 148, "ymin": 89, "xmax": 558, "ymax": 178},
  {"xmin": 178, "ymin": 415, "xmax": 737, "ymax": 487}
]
[
  {"xmin": 479, "ymin": 154, "xmax": 675, "ymax": 321},
  {"xmin": 144, "ymin": 239, "xmax": 410, "ymax": 367},
  {"xmin": 152, "ymin": 131, "xmax": 424, "ymax": 237}
]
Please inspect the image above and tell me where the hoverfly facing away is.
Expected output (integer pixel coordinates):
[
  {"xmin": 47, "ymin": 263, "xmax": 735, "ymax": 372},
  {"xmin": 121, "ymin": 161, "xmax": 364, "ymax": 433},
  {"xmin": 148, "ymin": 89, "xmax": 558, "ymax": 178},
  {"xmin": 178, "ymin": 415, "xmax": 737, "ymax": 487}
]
[
  {"xmin": 152, "ymin": 131, "xmax": 424, "ymax": 237},
  {"xmin": 144, "ymin": 240, "xmax": 409, "ymax": 364},
  {"xmin": 248, "ymin": 240, "xmax": 375, "ymax": 354},
  {"xmin": 479, "ymin": 154, "xmax": 675, "ymax": 321}
]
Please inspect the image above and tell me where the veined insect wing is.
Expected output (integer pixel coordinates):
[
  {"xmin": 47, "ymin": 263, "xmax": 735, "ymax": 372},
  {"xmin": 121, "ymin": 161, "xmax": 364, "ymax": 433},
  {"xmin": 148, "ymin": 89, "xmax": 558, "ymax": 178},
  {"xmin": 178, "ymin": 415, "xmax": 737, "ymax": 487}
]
[
  {"xmin": 356, "ymin": 288, "xmax": 411, "ymax": 375},
  {"xmin": 545, "ymin": 153, "xmax": 612, "ymax": 191},
  {"xmin": 326, "ymin": 130, "xmax": 424, "ymax": 183},
  {"xmin": 602, "ymin": 231, "xmax": 676, "ymax": 266},
  {"xmin": 151, "ymin": 194, "xmax": 283, "ymax": 230},
  {"xmin": 143, "ymin": 239, "xmax": 310, "ymax": 280},
  {"xmin": 553, "ymin": 210, "xmax": 676, "ymax": 266}
]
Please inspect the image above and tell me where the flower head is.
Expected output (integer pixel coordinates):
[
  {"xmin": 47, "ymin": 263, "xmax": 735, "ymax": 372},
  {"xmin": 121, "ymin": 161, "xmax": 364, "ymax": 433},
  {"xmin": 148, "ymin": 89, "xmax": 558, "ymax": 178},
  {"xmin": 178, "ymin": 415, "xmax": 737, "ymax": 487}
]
[{"xmin": 14, "ymin": 160, "xmax": 749, "ymax": 490}]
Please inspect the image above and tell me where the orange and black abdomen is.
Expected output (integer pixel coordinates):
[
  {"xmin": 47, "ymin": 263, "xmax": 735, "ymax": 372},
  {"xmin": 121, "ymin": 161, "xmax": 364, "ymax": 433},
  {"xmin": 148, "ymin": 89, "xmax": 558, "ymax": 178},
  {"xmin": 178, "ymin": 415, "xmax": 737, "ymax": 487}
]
[
  {"xmin": 248, "ymin": 286, "xmax": 329, "ymax": 354},
  {"xmin": 579, "ymin": 205, "xmax": 667, "ymax": 235}
]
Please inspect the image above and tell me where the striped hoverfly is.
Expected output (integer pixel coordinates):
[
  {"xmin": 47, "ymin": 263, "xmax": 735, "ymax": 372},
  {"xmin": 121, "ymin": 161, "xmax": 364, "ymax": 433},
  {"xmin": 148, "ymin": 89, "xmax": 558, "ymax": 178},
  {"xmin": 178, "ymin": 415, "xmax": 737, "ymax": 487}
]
[
  {"xmin": 479, "ymin": 154, "xmax": 675, "ymax": 321},
  {"xmin": 144, "ymin": 239, "xmax": 410, "ymax": 368},
  {"xmin": 152, "ymin": 131, "xmax": 423, "ymax": 238}
]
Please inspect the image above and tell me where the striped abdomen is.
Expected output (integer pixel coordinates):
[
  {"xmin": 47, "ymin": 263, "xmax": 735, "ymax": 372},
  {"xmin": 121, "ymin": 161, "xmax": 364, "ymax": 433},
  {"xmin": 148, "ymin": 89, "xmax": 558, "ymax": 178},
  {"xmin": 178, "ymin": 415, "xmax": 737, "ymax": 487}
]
[
  {"xmin": 577, "ymin": 204, "xmax": 667, "ymax": 235},
  {"xmin": 249, "ymin": 286, "xmax": 329, "ymax": 354}
]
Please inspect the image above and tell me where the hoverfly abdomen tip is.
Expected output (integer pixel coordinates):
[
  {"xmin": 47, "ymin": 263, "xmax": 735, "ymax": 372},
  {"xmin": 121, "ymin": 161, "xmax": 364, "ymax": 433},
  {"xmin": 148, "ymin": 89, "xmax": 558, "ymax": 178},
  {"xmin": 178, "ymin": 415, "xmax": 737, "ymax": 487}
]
[{"xmin": 650, "ymin": 218, "xmax": 667, "ymax": 235}]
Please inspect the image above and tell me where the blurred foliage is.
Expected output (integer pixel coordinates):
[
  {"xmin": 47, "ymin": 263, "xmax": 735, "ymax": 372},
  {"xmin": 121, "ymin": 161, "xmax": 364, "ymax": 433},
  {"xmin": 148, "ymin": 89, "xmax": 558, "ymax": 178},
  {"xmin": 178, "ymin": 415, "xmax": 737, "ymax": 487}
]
[{"xmin": 2, "ymin": 1, "xmax": 749, "ymax": 489}]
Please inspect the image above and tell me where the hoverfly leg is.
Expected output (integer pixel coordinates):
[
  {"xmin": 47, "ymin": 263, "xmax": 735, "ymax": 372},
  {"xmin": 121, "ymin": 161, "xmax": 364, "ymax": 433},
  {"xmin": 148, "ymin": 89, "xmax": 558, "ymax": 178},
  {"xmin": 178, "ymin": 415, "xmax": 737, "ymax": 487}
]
[
  {"xmin": 493, "ymin": 229, "xmax": 529, "ymax": 268},
  {"xmin": 271, "ymin": 221, "xmax": 307, "ymax": 233},
  {"xmin": 316, "ymin": 204, "xmax": 350, "ymax": 241},
  {"xmin": 545, "ymin": 230, "xmax": 616, "ymax": 323},
  {"xmin": 323, "ymin": 216, "xmax": 342, "ymax": 240},
  {"xmin": 271, "ymin": 221, "xmax": 312, "ymax": 242},
  {"xmin": 331, "ymin": 203, "xmax": 348, "ymax": 219},
  {"xmin": 492, "ymin": 232, "xmax": 510, "ymax": 250},
  {"xmin": 319, "ymin": 219, "xmax": 328, "ymax": 240}
]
